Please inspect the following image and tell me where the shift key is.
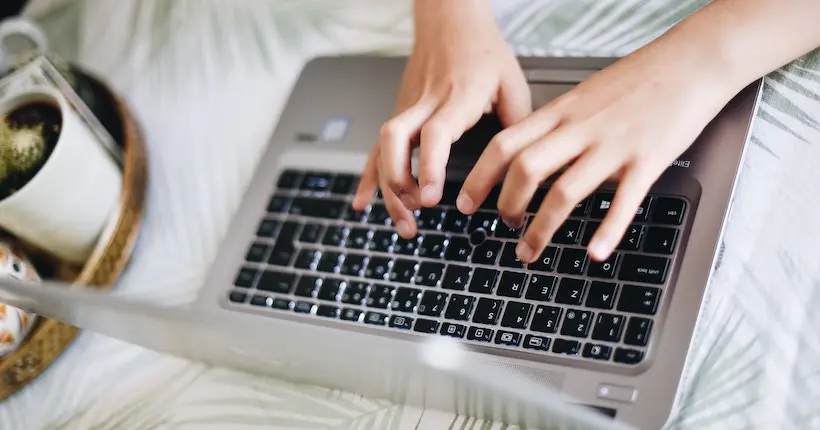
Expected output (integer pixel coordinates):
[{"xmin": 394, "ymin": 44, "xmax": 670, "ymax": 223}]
[{"xmin": 618, "ymin": 254, "xmax": 669, "ymax": 284}]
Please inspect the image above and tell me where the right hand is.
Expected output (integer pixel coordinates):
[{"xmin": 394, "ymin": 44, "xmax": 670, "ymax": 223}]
[{"xmin": 352, "ymin": 0, "xmax": 532, "ymax": 238}]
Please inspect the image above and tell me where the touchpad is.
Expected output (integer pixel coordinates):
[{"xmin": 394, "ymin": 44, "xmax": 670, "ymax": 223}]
[{"xmin": 530, "ymin": 83, "xmax": 576, "ymax": 108}]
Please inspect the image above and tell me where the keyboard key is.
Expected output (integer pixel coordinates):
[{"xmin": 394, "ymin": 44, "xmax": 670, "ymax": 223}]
[
  {"xmin": 589, "ymin": 193, "xmax": 614, "ymax": 219},
  {"xmin": 367, "ymin": 204, "xmax": 391, "ymax": 225},
  {"xmin": 389, "ymin": 315, "xmax": 413, "ymax": 330},
  {"xmin": 634, "ymin": 196, "xmax": 652, "ymax": 221},
  {"xmin": 553, "ymin": 219, "xmax": 583, "ymax": 244},
  {"xmin": 585, "ymin": 282, "xmax": 617, "ymax": 309},
  {"xmin": 554, "ymin": 278, "xmax": 586, "ymax": 305},
  {"xmin": 330, "ymin": 174, "xmax": 357, "ymax": 195},
  {"xmin": 441, "ymin": 265, "xmax": 471, "ymax": 291},
  {"xmin": 340, "ymin": 254, "xmax": 366, "ymax": 276},
  {"xmin": 417, "ymin": 208, "xmax": 444, "ymax": 230},
  {"xmin": 250, "ymin": 294, "xmax": 273, "ymax": 307},
  {"xmin": 495, "ymin": 330, "xmax": 522, "ymax": 347},
  {"xmin": 557, "ymin": 248, "xmax": 587, "ymax": 275},
  {"xmin": 523, "ymin": 334, "xmax": 551, "ymax": 351},
  {"xmin": 467, "ymin": 326, "xmax": 494, "ymax": 342},
  {"xmin": 392, "ymin": 287, "xmax": 421, "ymax": 313},
  {"xmin": 271, "ymin": 297, "xmax": 291, "ymax": 310},
  {"xmin": 257, "ymin": 270, "xmax": 296, "ymax": 294},
  {"xmin": 618, "ymin": 255, "xmax": 669, "ymax": 284},
  {"xmin": 472, "ymin": 240, "xmax": 502, "ymax": 265},
  {"xmin": 343, "ymin": 204, "xmax": 367, "ymax": 223},
  {"xmin": 651, "ymin": 197, "xmax": 686, "ymax": 225},
  {"xmin": 229, "ymin": 290, "xmax": 248, "ymax": 303},
  {"xmin": 366, "ymin": 284, "xmax": 395, "ymax": 309},
  {"xmin": 643, "ymin": 227, "xmax": 678, "ymax": 254},
  {"xmin": 299, "ymin": 172, "xmax": 333, "ymax": 192},
  {"xmin": 322, "ymin": 225, "xmax": 346, "ymax": 246},
  {"xmin": 316, "ymin": 305, "xmax": 340, "ymax": 318},
  {"xmin": 552, "ymin": 339, "xmax": 581, "ymax": 355},
  {"xmin": 444, "ymin": 237, "xmax": 472, "ymax": 262},
  {"xmin": 294, "ymin": 301, "xmax": 314, "ymax": 314},
  {"xmin": 245, "ymin": 242, "xmax": 269, "ymax": 263},
  {"xmin": 276, "ymin": 169, "xmax": 302, "ymax": 189},
  {"xmin": 624, "ymin": 317, "xmax": 653, "ymax": 346},
  {"xmin": 525, "ymin": 274, "xmax": 555, "ymax": 302},
  {"xmin": 369, "ymin": 230, "xmax": 395, "ymax": 252},
  {"xmin": 393, "ymin": 236, "xmax": 420, "ymax": 255},
  {"xmin": 481, "ymin": 187, "xmax": 501, "ymax": 210},
  {"xmin": 495, "ymin": 220, "xmax": 523, "ymax": 239},
  {"xmin": 587, "ymin": 253, "xmax": 619, "ymax": 279},
  {"xmin": 528, "ymin": 246, "xmax": 558, "ymax": 272},
  {"xmin": 472, "ymin": 298, "xmax": 502, "ymax": 325},
  {"xmin": 560, "ymin": 309, "xmax": 593, "ymax": 338},
  {"xmin": 531, "ymin": 305, "xmax": 561, "ymax": 333},
  {"xmin": 413, "ymin": 318, "xmax": 439, "ymax": 334},
  {"xmin": 234, "ymin": 267, "xmax": 257, "ymax": 288},
  {"xmin": 419, "ymin": 234, "xmax": 447, "ymax": 258},
  {"xmin": 441, "ymin": 210, "xmax": 469, "ymax": 233},
  {"xmin": 591, "ymin": 313, "xmax": 625, "ymax": 342},
  {"xmin": 340, "ymin": 308, "xmax": 363, "ymax": 322},
  {"xmin": 617, "ymin": 285, "xmax": 661, "ymax": 315},
  {"xmin": 317, "ymin": 279, "xmax": 343, "ymax": 301},
  {"xmin": 497, "ymin": 271, "xmax": 527, "ymax": 298},
  {"xmin": 267, "ymin": 195, "xmax": 292, "ymax": 213},
  {"xmin": 364, "ymin": 311, "xmax": 389, "ymax": 326},
  {"xmin": 256, "ymin": 219, "xmax": 281, "ymax": 238},
  {"xmin": 617, "ymin": 225, "xmax": 643, "ymax": 251},
  {"xmin": 289, "ymin": 197, "xmax": 345, "ymax": 219},
  {"xmin": 582, "ymin": 343, "xmax": 612, "ymax": 360},
  {"xmin": 468, "ymin": 268, "xmax": 498, "ymax": 294},
  {"xmin": 614, "ymin": 348, "xmax": 644, "ymax": 364},
  {"xmin": 341, "ymin": 282, "xmax": 368, "ymax": 305},
  {"xmin": 500, "ymin": 301, "xmax": 532, "ymax": 329},
  {"xmin": 499, "ymin": 243, "xmax": 524, "ymax": 268},
  {"xmin": 417, "ymin": 291, "xmax": 448, "ymax": 317},
  {"xmin": 440, "ymin": 323, "xmax": 466, "ymax": 338},
  {"xmin": 298, "ymin": 223, "xmax": 324, "ymax": 243},
  {"xmin": 364, "ymin": 257, "xmax": 392, "ymax": 280},
  {"xmin": 415, "ymin": 262, "xmax": 445, "ymax": 286},
  {"xmin": 389, "ymin": 259, "xmax": 417, "ymax": 283},
  {"xmin": 294, "ymin": 276, "xmax": 320, "ymax": 297},
  {"xmin": 316, "ymin": 251, "xmax": 343, "ymax": 273},
  {"xmin": 345, "ymin": 228, "xmax": 370, "ymax": 249},
  {"xmin": 571, "ymin": 196, "xmax": 590, "ymax": 217},
  {"xmin": 527, "ymin": 189, "xmax": 547, "ymax": 213},
  {"xmin": 445, "ymin": 294, "xmax": 475, "ymax": 321},
  {"xmin": 581, "ymin": 221, "xmax": 599, "ymax": 246},
  {"xmin": 468, "ymin": 211, "xmax": 497, "ymax": 233}
]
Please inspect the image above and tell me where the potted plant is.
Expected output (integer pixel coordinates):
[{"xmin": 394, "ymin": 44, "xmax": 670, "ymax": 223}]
[{"xmin": 0, "ymin": 98, "xmax": 60, "ymax": 200}]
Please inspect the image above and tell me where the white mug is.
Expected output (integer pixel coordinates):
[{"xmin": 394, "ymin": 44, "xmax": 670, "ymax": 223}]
[{"xmin": 0, "ymin": 87, "xmax": 122, "ymax": 263}]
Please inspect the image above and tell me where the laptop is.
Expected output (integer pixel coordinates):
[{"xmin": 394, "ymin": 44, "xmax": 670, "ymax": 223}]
[{"xmin": 2, "ymin": 56, "xmax": 763, "ymax": 429}]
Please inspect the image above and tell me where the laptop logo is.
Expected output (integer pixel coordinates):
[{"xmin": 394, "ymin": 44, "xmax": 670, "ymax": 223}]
[{"xmin": 320, "ymin": 116, "xmax": 350, "ymax": 143}]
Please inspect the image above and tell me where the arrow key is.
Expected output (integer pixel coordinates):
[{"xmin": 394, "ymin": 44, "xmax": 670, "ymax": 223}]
[
  {"xmin": 616, "ymin": 224, "xmax": 643, "ymax": 251},
  {"xmin": 643, "ymin": 227, "xmax": 678, "ymax": 255}
]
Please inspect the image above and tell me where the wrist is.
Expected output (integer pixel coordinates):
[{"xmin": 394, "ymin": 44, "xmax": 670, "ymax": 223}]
[{"xmin": 413, "ymin": 0, "xmax": 494, "ymax": 34}]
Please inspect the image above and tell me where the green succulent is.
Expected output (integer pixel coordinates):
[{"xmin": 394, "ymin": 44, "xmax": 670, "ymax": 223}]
[{"xmin": 0, "ymin": 119, "xmax": 48, "ymax": 185}]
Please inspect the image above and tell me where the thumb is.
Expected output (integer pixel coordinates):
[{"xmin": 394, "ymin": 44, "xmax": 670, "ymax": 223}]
[{"xmin": 495, "ymin": 70, "xmax": 532, "ymax": 127}]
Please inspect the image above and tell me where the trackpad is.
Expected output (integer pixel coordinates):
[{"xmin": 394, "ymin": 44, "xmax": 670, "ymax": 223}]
[{"xmin": 530, "ymin": 83, "xmax": 577, "ymax": 108}]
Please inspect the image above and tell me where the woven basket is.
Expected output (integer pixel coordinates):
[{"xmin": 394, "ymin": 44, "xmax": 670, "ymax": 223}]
[{"xmin": 0, "ymin": 73, "xmax": 146, "ymax": 400}]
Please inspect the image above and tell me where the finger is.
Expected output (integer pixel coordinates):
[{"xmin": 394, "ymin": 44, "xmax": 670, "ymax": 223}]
[
  {"xmin": 353, "ymin": 147, "xmax": 380, "ymax": 210},
  {"xmin": 418, "ymin": 87, "xmax": 490, "ymax": 207},
  {"xmin": 517, "ymin": 146, "xmax": 625, "ymax": 263},
  {"xmin": 457, "ymin": 107, "xmax": 563, "ymax": 215},
  {"xmin": 497, "ymin": 127, "xmax": 587, "ymax": 228},
  {"xmin": 379, "ymin": 166, "xmax": 417, "ymax": 239},
  {"xmin": 588, "ymin": 161, "xmax": 662, "ymax": 261},
  {"xmin": 378, "ymin": 99, "xmax": 438, "ymax": 209},
  {"xmin": 495, "ymin": 67, "xmax": 532, "ymax": 127}
]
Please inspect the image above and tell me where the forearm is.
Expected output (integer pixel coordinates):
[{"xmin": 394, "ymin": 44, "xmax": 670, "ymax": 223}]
[
  {"xmin": 412, "ymin": 0, "xmax": 494, "ymax": 37},
  {"xmin": 649, "ymin": 0, "xmax": 820, "ymax": 92}
]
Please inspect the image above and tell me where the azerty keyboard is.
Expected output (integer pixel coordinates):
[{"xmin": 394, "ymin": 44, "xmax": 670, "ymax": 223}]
[{"xmin": 227, "ymin": 168, "xmax": 688, "ymax": 368}]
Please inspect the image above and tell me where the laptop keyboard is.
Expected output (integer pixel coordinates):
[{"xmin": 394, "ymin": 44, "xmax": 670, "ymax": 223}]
[{"xmin": 227, "ymin": 168, "xmax": 688, "ymax": 368}]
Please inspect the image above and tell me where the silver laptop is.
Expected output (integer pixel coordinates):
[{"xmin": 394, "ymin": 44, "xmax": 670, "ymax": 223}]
[{"xmin": 3, "ymin": 56, "xmax": 763, "ymax": 429}]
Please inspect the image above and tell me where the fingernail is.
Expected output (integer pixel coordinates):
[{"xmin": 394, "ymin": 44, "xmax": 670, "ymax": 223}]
[
  {"xmin": 400, "ymin": 193, "xmax": 418, "ymax": 210},
  {"xmin": 516, "ymin": 242, "xmax": 533, "ymax": 262},
  {"xmin": 421, "ymin": 185, "xmax": 439, "ymax": 205},
  {"xmin": 588, "ymin": 240, "xmax": 608, "ymax": 261},
  {"xmin": 396, "ymin": 220, "xmax": 412, "ymax": 237},
  {"xmin": 456, "ymin": 192, "xmax": 475, "ymax": 213},
  {"xmin": 502, "ymin": 217, "xmax": 523, "ymax": 229}
]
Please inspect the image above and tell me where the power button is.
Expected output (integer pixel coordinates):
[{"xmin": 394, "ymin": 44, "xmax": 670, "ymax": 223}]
[{"xmin": 596, "ymin": 384, "xmax": 638, "ymax": 404}]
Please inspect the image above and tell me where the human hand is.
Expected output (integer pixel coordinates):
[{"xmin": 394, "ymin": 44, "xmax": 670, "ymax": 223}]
[
  {"xmin": 352, "ymin": 0, "xmax": 531, "ymax": 238},
  {"xmin": 456, "ymin": 45, "xmax": 737, "ymax": 263}
]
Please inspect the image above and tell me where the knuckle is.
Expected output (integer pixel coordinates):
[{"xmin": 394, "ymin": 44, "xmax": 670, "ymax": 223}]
[
  {"xmin": 489, "ymin": 133, "xmax": 516, "ymax": 158},
  {"xmin": 549, "ymin": 181, "xmax": 578, "ymax": 208},
  {"xmin": 511, "ymin": 155, "xmax": 540, "ymax": 182},
  {"xmin": 420, "ymin": 120, "xmax": 447, "ymax": 142},
  {"xmin": 379, "ymin": 120, "xmax": 404, "ymax": 142}
]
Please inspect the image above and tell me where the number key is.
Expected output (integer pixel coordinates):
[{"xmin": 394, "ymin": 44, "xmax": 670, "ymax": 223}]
[
  {"xmin": 530, "ymin": 305, "xmax": 561, "ymax": 333},
  {"xmin": 444, "ymin": 294, "xmax": 475, "ymax": 321}
]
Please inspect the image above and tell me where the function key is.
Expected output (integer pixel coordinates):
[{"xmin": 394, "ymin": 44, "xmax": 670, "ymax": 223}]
[
  {"xmin": 634, "ymin": 196, "xmax": 652, "ymax": 221},
  {"xmin": 467, "ymin": 326, "xmax": 494, "ymax": 342},
  {"xmin": 316, "ymin": 305, "xmax": 340, "ymax": 318},
  {"xmin": 440, "ymin": 323, "xmax": 466, "ymax": 338},
  {"xmin": 552, "ymin": 338, "xmax": 581, "ymax": 355},
  {"xmin": 299, "ymin": 172, "xmax": 333, "ymax": 192},
  {"xmin": 256, "ymin": 219, "xmax": 281, "ymax": 238},
  {"xmin": 441, "ymin": 210, "xmax": 469, "ymax": 233},
  {"xmin": 553, "ymin": 219, "xmax": 583, "ymax": 245},
  {"xmin": 650, "ymin": 197, "xmax": 686, "ymax": 225},
  {"xmin": 340, "ymin": 308, "xmax": 363, "ymax": 322},
  {"xmin": 618, "ymin": 254, "xmax": 669, "ymax": 284},
  {"xmin": 624, "ymin": 317, "xmax": 653, "ymax": 346},
  {"xmin": 617, "ymin": 285, "xmax": 661, "ymax": 315},
  {"xmin": 234, "ymin": 267, "xmax": 258, "ymax": 288},
  {"xmin": 582, "ymin": 343, "xmax": 612, "ymax": 360},
  {"xmin": 389, "ymin": 315, "xmax": 414, "ymax": 330},
  {"xmin": 413, "ymin": 318, "xmax": 440, "ymax": 334},
  {"xmin": 495, "ymin": 330, "xmax": 522, "ymax": 347},
  {"xmin": 330, "ymin": 174, "xmax": 358, "ymax": 195},
  {"xmin": 249, "ymin": 294, "xmax": 273, "ymax": 307},
  {"xmin": 244, "ymin": 242, "xmax": 269, "ymax": 263},
  {"xmin": 589, "ymin": 192, "xmax": 614, "ymax": 219},
  {"xmin": 557, "ymin": 248, "xmax": 587, "ymax": 276},
  {"xmin": 643, "ymin": 227, "xmax": 678, "ymax": 255},
  {"xmin": 276, "ymin": 169, "xmax": 302, "ymax": 189},
  {"xmin": 294, "ymin": 301, "xmax": 314, "ymax": 314},
  {"xmin": 614, "ymin": 348, "xmax": 644, "ymax": 364},
  {"xmin": 523, "ymin": 334, "xmax": 551, "ymax": 351},
  {"xmin": 364, "ymin": 311, "xmax": 389, "ymax": 326},
  {"xmin": 267, "ymin": 195, "xmax": 292, "ymax": 213},
  {"xmin": 229, "ymin": 290, "xmax": 248, "ymax": 303}
]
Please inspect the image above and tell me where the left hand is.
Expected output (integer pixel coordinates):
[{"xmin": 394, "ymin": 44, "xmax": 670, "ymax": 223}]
[{"xmin": 456, "ymin": 45, "xmax": 737, "ymax": 263}]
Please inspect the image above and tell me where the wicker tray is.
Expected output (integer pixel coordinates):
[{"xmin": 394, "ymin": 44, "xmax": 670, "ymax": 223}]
[{"xmin": 0, "ymin": 71, "xmax": 146, "ymax": 400}]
